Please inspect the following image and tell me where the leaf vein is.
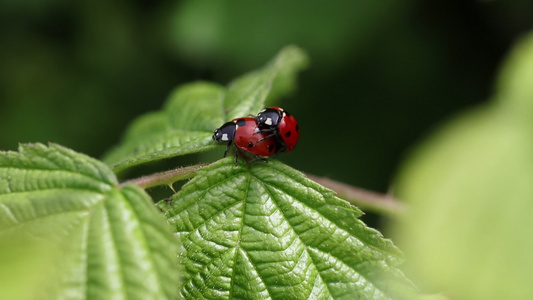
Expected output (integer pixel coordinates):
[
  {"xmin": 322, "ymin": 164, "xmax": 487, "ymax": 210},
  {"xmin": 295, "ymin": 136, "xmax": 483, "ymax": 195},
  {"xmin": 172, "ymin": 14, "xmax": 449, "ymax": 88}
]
[
  {"xmin": 101, "ymin": 201, "xmax": 127, "ymax": 298},
  {"xmin": 250, "ymin": 175, "xmax": 329, "ymax": 298},
  {"xmin": 228, "ymin": 173, "xmax": 250, "ymax": 299},
  {"xmin": 117, "ymin": 190, "xmax": 166, "ymax": 296},
  {"xmin": 167, "ymin": 171, "xmax": 246, "ymax": 227}
]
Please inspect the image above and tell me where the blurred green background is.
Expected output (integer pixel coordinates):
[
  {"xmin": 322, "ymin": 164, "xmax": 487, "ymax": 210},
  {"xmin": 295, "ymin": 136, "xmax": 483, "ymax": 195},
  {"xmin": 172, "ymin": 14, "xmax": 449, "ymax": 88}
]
[
  {"xmin": 0, "ymin": 0, "xmax": 531, "ymax": 192},
  {"xmin": 3, "ymin": 1, "xmax": 533, "ymax": 299}
]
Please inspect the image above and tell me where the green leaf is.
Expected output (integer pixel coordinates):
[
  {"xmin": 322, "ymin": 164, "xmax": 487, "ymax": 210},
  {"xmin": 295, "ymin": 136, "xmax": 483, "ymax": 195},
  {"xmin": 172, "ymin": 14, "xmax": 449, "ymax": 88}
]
[
  {"xmin": 103, "ymin": 46, "xmax": 308, "ymax": 172},
  {"xmin": 0, "ymin": 237, "xmax": 58, "ymax": 300},
  {"xmin": 104, "ymin": 82, "xmax": 225, "ymax": 172},
  {"xmin": 392, "ymin": 31, "xmax": 533, "ymax": 299},
  {"xmin": 0, "ymin": 143, "xmax": 179, "ymax": 300},
  {"xmin": 224, "ymin": 45, "xmax": 308, "ymax": 120},
  {"xmin": 158, "ymin": 158, "xmax": 415, "ymax": 299}
]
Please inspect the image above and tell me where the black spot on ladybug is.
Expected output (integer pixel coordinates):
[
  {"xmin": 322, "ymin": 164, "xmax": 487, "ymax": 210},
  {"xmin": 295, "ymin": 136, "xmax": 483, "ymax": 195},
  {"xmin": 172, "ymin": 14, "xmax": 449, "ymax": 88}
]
[
  {"xmin": 285, "ymin": 131, "xmax": 292, "ymax": 137},
  {"xmin": 235, "ymin": 119, "xmax": 246, "ymax": 126},
  {"xmin": 268, "ymin": 144, "xmax": 274, "ymax": 152},
  {"xmin": 248, "ymin": 142, "xmax": 254, "ymax": 148},
  {"xmin": 296, "ymin": 124, "xmax": 299, "ymax": 132}
]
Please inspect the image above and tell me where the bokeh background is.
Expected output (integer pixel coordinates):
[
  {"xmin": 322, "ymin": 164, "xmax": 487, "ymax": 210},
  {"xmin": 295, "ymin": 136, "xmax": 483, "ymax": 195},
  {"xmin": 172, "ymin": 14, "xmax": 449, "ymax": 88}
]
[
  {"xmin": 1, "ymin": 0, "xmax": 531, "ymax": 191},
  {"xmin": 2, "ymin": 1, "xmax": 533, "ymax": 299}
]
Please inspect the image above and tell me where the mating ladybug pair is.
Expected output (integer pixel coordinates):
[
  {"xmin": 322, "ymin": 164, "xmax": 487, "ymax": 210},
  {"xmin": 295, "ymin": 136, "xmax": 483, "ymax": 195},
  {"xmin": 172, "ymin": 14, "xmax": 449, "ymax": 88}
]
[{"xmin": 212, "ymin": 106, "xmax": 300, "ymax": 164}]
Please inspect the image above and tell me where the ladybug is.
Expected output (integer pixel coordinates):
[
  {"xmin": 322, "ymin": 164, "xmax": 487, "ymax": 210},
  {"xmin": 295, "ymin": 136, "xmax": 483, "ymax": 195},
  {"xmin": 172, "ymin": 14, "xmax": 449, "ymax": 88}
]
[
  {"xmin": 213, "ymin": 117, "xmax": 277, "ymax": 164},
  {"xmin": 255, "ymin": 106, "xmax": 300, "ymax": 153}
]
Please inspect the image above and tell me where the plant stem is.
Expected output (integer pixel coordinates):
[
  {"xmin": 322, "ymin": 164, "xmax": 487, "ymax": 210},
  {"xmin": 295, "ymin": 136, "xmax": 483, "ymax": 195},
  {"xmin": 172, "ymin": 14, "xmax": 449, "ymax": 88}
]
[
  {"xmin": 119, "ymin": 163, "xmax": 207, "ymax": 189},
  {"xmin": 306, "ymin": 174, "xmax": 406, "ymax": 217},
  {"xmin": 120, "ymin": 162, "xmax": 406, "ymax": 216}
]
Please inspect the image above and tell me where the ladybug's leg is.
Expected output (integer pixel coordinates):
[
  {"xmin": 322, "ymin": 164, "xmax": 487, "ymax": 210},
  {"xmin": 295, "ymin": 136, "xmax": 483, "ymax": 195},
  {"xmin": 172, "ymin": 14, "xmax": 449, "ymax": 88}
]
[
  {"xmin": 223, "ymin": 142, "xmax": 233, "ymax": 157},
  {"xmin": 276, "ymin": 143, "xmax": 287, "ymax": 154},
  {"xmin": 252, "ymin": 154, "xmax": 269, "ymax": 163},
  {"xmin": 257, "ymin": 133, "xmax": 276, "ymax": 143},
  {"xmin": 234, "ymin": 150, "xmax": 239, "ymax": 165},
  {"xmin": 255, "ymin": 127, "xmax": 276, "ymax": 134}
]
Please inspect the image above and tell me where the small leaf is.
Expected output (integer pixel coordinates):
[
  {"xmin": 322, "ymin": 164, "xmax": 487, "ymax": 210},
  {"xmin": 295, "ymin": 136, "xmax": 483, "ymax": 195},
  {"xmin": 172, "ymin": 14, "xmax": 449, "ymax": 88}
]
[
  {"xmin": 0, "ymin": 143, "xmax": 179, "ymax": 300},
  {"xmin": 104, "ymin": 82, "xmax": 225, "ymax": 172},
  {"xmin": 103, "ymin": 46, "xmax": 308, "ymax": 172},
  {"xmin": 225, "ymin": 45, "xmax": 308, "ymax": 120},
  {"xmin": 158, "ymin": 158, "xmax": 415, "ymax": 299}
]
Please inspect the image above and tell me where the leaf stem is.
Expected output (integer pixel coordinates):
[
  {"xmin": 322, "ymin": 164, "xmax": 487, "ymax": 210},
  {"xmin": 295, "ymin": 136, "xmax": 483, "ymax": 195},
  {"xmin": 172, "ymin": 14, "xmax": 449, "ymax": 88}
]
[
  {"xmin": 305, "ymin": 174, "xmax": 406, "ymax": 217},
  {"xmin": 120, "ymin": 162, "xmax": 406, "ymax": 217},
  {"xmin": 119, "ymin": 163, "xmax": 207, "ymax": 189}
]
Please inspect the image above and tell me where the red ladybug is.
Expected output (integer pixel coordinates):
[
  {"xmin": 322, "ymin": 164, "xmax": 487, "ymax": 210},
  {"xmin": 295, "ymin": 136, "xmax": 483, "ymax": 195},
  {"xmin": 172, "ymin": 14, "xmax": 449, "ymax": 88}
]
[
  {"xmin": 213, "ymin": 117, "xmax": 277, "ymax": 164},
  {"xmin": 255, "ymin": 106, "xmax": 300, "ymax": 153}
]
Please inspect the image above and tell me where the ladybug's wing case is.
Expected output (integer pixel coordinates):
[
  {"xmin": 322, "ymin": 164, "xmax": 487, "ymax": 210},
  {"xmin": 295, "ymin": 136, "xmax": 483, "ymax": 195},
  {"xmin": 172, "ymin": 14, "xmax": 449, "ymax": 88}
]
[
  {"xmin": 277, "ymin": 114, "xmax": 300, "ymax": 152},
  {"xmin": 234, "ymin": 118, "xmax": 277, "ymax": 157}
]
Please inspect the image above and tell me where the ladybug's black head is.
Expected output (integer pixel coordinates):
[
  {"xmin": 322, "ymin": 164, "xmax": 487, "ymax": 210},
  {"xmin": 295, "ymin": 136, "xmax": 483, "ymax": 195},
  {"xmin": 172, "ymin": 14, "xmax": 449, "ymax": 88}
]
[
  {"xmin": 213, "ymin": 121, "xmax": 237, "ymax": 143},
  {"xmin": 257, "ymin": 108, "xmax": 282, "ymax": 127}
]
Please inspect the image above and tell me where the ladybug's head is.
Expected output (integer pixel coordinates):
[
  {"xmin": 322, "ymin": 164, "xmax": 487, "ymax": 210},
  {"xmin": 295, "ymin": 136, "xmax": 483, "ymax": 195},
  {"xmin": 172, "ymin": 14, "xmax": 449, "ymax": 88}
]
[
  {"xmin": 212, "ymin": 129, "xmax": 224, "ymax": 143},
  {"xmin": 213, "ymin": 121, "xmax": 237, "ymax": 143},
  {"xmin": 257, "ymin": 107, "xmax": 282, "ymax": 127}
]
